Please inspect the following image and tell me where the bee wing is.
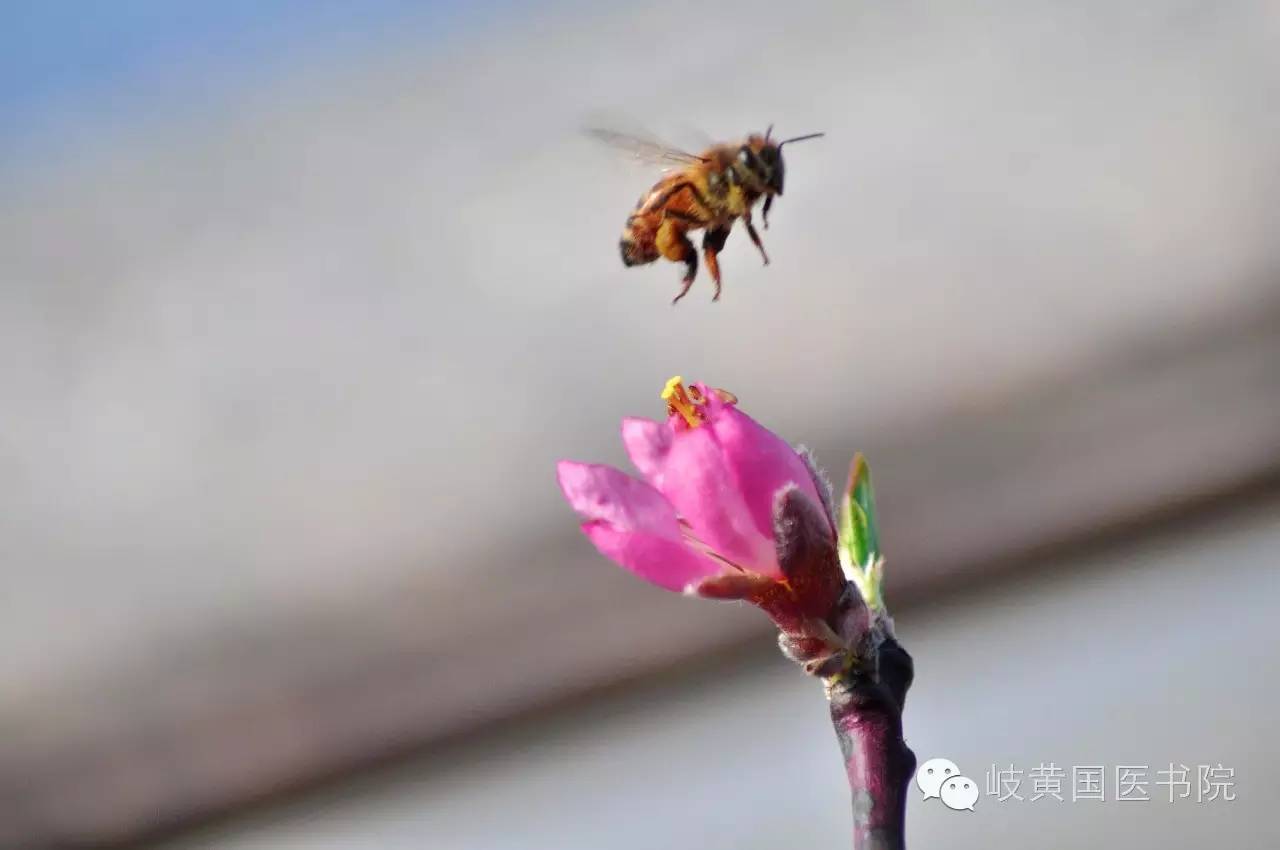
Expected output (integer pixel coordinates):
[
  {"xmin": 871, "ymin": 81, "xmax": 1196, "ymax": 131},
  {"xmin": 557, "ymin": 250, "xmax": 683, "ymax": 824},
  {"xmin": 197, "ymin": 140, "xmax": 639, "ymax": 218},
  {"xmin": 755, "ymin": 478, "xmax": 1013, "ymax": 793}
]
[{"xmin": 584, "ymin": 127, "xmax": 709, "ymax": 168}]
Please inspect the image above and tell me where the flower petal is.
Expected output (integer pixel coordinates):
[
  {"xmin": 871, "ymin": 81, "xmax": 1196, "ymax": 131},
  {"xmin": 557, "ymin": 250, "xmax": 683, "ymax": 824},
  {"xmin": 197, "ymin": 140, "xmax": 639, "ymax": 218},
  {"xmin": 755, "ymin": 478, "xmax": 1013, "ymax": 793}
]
[
  {"xmin": 620, "ymin": 416, "xmax": 672, "ymax": 486},
  {"xmin": 709, "ymin": 406, "xmax": 831, "ymax": 542},
  {"xmin": 652, "ymin": 425, "xmax": 782, "ymax": 578},
  {"xmin": 556, "ymin": 461, "xmax": 679, "ymax": 538},
  {"xmin": 582, "ymin": 522, "xmax": 727, "ymax": 592}
]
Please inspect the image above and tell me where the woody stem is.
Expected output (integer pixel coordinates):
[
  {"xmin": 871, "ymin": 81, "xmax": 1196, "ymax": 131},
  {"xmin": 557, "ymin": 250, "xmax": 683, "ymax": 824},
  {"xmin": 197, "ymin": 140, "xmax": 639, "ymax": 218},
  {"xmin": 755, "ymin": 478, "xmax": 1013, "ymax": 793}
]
[{"xmin": 828, "ymin": 635, "xmax": 916, "ymax": 850}]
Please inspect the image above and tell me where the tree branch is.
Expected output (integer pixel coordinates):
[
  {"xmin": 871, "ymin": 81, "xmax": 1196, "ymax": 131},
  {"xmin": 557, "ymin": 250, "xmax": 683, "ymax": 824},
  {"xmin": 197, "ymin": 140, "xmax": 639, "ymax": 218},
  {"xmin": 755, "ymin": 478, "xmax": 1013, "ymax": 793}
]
[
  {"xmin": 828, "ymin": 634, "xmax": 915, "ymax": 850},
  {"xmin": 764, "ymin": 481, "xmax": 916, "ymax": 848}
]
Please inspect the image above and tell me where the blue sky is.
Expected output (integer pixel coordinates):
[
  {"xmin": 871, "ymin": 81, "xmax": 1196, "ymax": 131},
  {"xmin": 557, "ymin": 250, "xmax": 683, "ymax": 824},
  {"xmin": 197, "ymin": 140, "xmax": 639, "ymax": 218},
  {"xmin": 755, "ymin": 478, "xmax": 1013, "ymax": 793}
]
[{"xmin": 2, "ymin": 2, "xmax": 478, "ymax": 164}]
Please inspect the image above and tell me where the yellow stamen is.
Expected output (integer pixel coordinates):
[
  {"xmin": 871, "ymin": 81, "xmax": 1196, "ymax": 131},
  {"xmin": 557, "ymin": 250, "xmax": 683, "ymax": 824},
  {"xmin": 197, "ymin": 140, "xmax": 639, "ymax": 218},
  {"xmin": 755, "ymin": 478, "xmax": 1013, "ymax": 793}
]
[{"xmin": 661, "ymin": 376, "xmax": 703, "ymax": 427}]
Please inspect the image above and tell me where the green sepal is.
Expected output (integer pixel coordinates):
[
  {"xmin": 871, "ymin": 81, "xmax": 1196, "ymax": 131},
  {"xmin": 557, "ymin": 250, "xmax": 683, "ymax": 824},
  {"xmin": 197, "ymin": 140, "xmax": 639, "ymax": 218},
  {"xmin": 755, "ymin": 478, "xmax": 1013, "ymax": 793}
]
[
  {"xmin": 850, "ymin": 453, "xmax": 880, "ymax": 561},
  {"xmin": 838, "ymin": 453, "xmax": 885, "ymax": 611}
]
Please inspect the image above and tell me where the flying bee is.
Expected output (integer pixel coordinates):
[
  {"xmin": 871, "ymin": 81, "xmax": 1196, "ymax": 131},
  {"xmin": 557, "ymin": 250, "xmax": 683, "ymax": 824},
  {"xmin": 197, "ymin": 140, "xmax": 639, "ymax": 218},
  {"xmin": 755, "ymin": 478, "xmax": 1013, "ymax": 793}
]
[{"xmin": 589, "ymin": 126, "xmax": 824, "ymax": 304}]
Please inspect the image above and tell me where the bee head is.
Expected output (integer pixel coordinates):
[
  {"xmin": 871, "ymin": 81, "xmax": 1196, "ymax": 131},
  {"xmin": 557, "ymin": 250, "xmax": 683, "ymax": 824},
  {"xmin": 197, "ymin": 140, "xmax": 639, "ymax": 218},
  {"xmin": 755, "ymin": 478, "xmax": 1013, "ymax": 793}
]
[
  {"xmin": 748, "ymin": 126, "xmax": 827, "ymax": 197},
  {"xmin": 758, "ymin": 142, "xmax": 786, "ymax": 195},
  {"xmin": 736, "ymin": 137, "xmax": 782, "ymax": 195}
]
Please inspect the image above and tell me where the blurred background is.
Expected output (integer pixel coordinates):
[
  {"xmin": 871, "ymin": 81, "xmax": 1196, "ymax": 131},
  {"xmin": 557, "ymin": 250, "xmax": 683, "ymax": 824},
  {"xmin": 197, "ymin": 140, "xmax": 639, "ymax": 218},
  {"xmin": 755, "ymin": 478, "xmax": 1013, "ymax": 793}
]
[{"xmin": 2, "ymin": 1, "xmax": 1278, "ymax": 848}]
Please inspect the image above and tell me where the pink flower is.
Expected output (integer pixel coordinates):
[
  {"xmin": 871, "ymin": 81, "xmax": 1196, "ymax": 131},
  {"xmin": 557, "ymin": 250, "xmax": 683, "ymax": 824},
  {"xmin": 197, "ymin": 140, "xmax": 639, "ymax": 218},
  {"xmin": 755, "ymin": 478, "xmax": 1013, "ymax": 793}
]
[{"xmin": 557, "ymin": 377, "xmax": 833, "ymax": 595}]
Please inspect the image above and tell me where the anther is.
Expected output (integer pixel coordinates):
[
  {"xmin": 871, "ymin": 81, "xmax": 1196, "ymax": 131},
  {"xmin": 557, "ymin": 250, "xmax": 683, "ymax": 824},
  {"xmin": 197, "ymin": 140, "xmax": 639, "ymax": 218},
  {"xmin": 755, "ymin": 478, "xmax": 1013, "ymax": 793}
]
[{"xmin": 661, "ymin": 376, "xmax": 703, "ymax": 428}]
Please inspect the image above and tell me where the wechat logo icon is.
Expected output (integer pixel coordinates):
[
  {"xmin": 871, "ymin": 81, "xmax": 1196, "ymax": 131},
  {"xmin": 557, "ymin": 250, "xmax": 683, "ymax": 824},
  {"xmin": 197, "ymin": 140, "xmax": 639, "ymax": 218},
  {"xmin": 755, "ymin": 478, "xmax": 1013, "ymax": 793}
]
[{"xmin": 917, "ymin": 757, "xmax": 978, "ymax": 812}]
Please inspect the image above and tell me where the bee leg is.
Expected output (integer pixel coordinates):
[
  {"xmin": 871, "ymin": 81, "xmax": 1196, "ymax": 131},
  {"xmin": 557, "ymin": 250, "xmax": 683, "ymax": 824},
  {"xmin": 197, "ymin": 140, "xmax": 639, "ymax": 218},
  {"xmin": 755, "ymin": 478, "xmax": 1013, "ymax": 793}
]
[
  {"xmin": 702, "ymin": 225, "xmax": 731, "ymax": 302},
  {"xmin": 761, "ymin": 194, "xmax": 774, "ymax": 229},
  {"xmin": 743, "ymin": 212, "xmax": 770, "ymax": 266},
  {"xmin": 657, "ymin": 220, "xmax": 698, "ymax": 304},
  {"xmin": 672, "ymin": 270, "xmax": 696, "ymax": 303},
  {"xmin": 672, "ymin": 250, "xmax": 698, "ymax": 304}
]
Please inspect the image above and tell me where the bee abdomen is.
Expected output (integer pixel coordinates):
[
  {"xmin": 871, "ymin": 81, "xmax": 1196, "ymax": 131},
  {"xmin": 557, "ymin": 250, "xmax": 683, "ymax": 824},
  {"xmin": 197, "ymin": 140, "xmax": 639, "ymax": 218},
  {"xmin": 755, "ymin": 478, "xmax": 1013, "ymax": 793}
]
[
  {"xmin": 620, "ymin": 235, "xmax": 659, "ymax": 267},
  {"xmin": 620, "ymin": 238, "xmax": 639, "ymax": 266},
  {"xmin": 620, "ymin": 216, "xmax": 659, "ymax": 268}
]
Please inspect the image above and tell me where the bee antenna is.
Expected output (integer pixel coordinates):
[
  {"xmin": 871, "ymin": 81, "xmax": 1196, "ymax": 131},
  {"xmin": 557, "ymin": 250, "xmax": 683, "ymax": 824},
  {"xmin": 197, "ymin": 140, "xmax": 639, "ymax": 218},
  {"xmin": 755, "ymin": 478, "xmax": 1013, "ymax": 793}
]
[
  {"xmin": 765, "ymin": 124, "xmax": 774, "ymax": 142},
  {"xmin": 778, "ymin": 132, "xmax": 826, "ymax": 147}
]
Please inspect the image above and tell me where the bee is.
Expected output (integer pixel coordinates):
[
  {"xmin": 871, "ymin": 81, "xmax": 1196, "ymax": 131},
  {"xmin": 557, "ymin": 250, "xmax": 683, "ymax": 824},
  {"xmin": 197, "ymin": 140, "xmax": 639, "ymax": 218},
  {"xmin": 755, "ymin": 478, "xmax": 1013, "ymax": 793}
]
[{"xmin": 589, "ymin": 126, "xmax": 824, "ymax": 304}]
